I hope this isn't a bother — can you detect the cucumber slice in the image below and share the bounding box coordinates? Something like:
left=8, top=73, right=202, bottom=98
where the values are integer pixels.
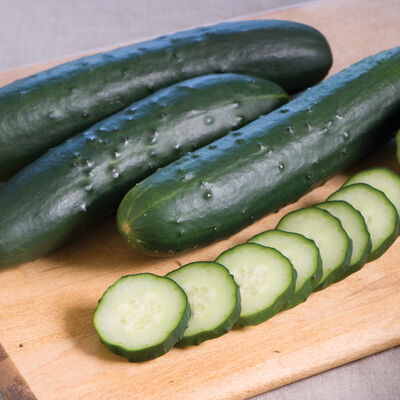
left=93, top=273, right=190, bottom=362
left=343, top=167, right=400, bottom=217
left=166, top=261, right=240, bottom=346
left=248, top=230, right=322, bottom=309
left=276, top=207, right=352, bottom=290
left=328, top=183, right=399, bottom=261
left=216, top=243, right=295, bottom=326
left=316, top=201, right=371, bottom=278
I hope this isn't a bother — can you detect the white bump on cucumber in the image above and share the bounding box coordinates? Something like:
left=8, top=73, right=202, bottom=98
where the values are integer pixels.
left=316, top=200, right=371, bottom=278
left=343, top=167, right=400, bottom=216
left=93, top=273, right=190, bottom=362
left=248, top=230, right=322, bottom=308
left=216, top=243, right=295, bottom=326
left=328, top=183, right=399, bottom=261
left=276, top=207, right=351, bottom=290
left=167, top=261, right=240, bottom=346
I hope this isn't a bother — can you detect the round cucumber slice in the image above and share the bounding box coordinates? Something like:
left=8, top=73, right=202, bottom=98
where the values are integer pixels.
left=216, top=243, right=295, bottom=326
left=343, top=167, right=400, bottom=217
left=328, top=183, right=399, bottom=261
left=316, top=200, right=371, bottom=278
left=93, top=273, right=190, bottom=362
left=276, top=207, right=352, bottom=290
left=167, top=261, right=240, bottom=346
left=248, top=230, right=322, bottom=309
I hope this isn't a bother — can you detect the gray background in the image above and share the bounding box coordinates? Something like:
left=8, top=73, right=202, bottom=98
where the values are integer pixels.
left=0, top=0, right=399, bottom=399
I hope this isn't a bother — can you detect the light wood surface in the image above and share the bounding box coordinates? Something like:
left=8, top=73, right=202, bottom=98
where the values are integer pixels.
left=1, top=0, right=400, bottom=399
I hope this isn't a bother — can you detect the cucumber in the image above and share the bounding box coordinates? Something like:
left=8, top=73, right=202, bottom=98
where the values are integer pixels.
left=328, top=183, right=399, bottom=261
left=166, top=261, right=240, bottom=346
left=215, top=243, right=295, bottom=326
left=316, top=200, right=371, bottom=277
left=93, top=273, right=190, bottom=362
left=276, top=207, right=352, bottom=290
left=396, top=130, right=400, bottom=166
left=117, top=46, right=400, bottom=256
left=248, top=230, right=322, bottom=308
left=0, top=20, right=332, bottom=179
left=343, top=167, right=400, bottom=216
left=0, top=73, right=287, bottom=267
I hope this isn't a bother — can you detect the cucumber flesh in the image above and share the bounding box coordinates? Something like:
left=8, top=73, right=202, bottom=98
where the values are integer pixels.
left=328, top=183, right=399, bottom=261
left=166, top=261, right=240, bottom=346
left=93, top=273, right=190, bottom=362
left=248, top=230, right=322, bottom=308
left=316, top=200, right=371, bottom=277
left=216, top=243, right=295, bottom=326
left=343, top=167, right=400, bottom=217
left=276, top=207, right=352, bottom=290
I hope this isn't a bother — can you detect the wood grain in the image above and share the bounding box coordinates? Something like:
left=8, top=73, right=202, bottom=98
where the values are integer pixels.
left=0, top=344, right=37, bottom=400
left=0, top=0, right=399, bottom=399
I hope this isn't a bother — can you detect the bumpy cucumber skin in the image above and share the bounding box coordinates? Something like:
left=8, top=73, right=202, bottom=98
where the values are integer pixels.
left=94, top=273, right=190, bottom=362
left=216, top=243, right=296, bottom=327
left=248, top=230, right=323, bottom=309
left=277, top=207, right=352, bottom=291
left=166, top=261, right=241, bottom=346
left=0, top=20, right=332, bottom=179
left=328, top=183, right=400, bottom=262
left=316, top=200, right=372, bottom=279
left=0, top=74, right=288, bottom=267
left=119, top=46, right=400, bottom=256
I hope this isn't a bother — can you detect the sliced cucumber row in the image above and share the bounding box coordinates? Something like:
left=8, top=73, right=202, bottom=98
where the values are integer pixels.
left=248, top=230, right=322, bottom=309
left=95, top=167, right=400, bottom=362
left=328, top=183, right=399, bottom=261
left=316, top=201, right=371, bottom=278
left=94, top=273, right=190, bottom=362
left=277, top=207, right=352, bottom=290
left=167, top=261, right=240, bottom=346
left=216, top=243, right=296, bottom=326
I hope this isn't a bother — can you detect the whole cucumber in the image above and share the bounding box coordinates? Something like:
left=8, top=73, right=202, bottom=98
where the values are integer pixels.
left=118, top=46, right=400, bottom=256
left=0, top=73, right=288, bottom=267
left=0, top=20, right=332, bottom=179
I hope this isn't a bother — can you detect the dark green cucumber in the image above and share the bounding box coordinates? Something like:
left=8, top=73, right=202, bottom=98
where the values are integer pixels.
left=118, top=46, right=400, bottom=256
left=166, top=261, right=240, bottom=346
left=94, top=273, right=190, bottom=362
left=248, top=230, right=322, bottom=308
left=0, top=20, right=332, bottom=179
left=0, top=73, right=288, bottom=267
left=216, top=243, right=295, bottom=326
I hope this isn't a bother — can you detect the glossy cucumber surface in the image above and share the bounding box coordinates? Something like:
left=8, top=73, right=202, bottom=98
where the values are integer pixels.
left=118, top=46, right=400, bottom=256
left=0, top=74, right=288, bottom=267
left=0, top=20, right=332, bottom=179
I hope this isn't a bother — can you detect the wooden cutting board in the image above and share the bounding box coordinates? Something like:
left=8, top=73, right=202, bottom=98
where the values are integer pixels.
left=1, top=0, right=399, bottom=399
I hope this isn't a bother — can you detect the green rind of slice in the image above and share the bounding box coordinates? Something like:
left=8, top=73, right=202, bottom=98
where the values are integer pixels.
left=166, top=261, right=240, bottom=346
left=316, top=200, right=372, bottom=279
left=93, top=273, right=190, bottom=362
left=216, top=243, right=295, bottom=326
left=328, top=183, right=399, bottom=261
left=276, top=207, right=352, bottom=291
left=343, top=167, right=400, bottom=217
left=249, top=230, right=322, bottom=309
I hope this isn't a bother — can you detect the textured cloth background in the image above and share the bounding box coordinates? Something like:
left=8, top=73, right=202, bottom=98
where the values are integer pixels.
left=0, top=1, right=399, bottom=399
